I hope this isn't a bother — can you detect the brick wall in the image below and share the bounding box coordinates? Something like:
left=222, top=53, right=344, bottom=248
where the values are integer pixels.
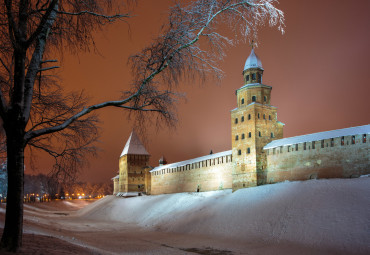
left=265, top=134, right=370, bottom=183
left=151, top=155, right=233, bottom=195
left=118, top=154, right=150, bottom=193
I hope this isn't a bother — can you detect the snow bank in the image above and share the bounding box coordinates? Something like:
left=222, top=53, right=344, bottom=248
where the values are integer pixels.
left=79, top=178, right=370, bottom=253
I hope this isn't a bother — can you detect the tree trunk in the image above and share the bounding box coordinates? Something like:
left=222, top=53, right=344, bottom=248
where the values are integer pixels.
left=0, top=127, right=25, bottom=252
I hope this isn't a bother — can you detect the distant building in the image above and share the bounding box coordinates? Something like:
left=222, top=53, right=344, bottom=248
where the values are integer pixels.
left=113, top=48, right=370, bottom=196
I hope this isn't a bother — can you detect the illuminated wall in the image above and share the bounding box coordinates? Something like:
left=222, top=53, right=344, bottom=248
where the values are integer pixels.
left=118, top=154, right=150, bottom=193
left=151, top=154, right=233, bottom=195
left=265, top=134, right=370, bottom=183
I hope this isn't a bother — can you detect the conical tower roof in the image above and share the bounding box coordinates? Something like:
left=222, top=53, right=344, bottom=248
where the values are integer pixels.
left=244, top=48, right=263, bottom=71
left=120, top=130, right=150, bottom=157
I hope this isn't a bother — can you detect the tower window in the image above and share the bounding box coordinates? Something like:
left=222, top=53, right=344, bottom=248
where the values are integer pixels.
left=242, top=133, right=245, bottom=139
left=248, top=132, right=252, bottom=138
left=264, top=96, right=267, bottom=102
left=235, top=118, right=238, bottom=124
left=269, top=115, right=271, bottom=120
left=235, top=135, right=239, bottom=141
left=241, top=98, right=244, bottom=104
left=241, top=116, right=244, bottom=122
left=351, top=136, right=355, bottom=144
left=363, top=134, right=367, bottom=143
left=258, top=113, right=260, bottom=119
left=248, top=114, right=251, bottom=120
left=246, top=75, right=249, bottom=82
left=238, top=149, right=241, bottom=155
left=341, top=136, right=344, bottom=146
left=259, top=131, right=261, bottom=137
left=252, top=73, right=256, bottom=80
left=247, top=148, right=251, bottom=154
left=252, top=96, right=256, bottom=102
left=263, top=114, right=266, bottom=120
left=271, top=132, right=274, bottom=138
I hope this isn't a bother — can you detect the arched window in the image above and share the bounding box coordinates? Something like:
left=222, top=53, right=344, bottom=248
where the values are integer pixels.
left=271, top=132, right=274, bottom=138
left=263, top=114, right=266, bottom=120
left=242, top=133, right=245, bottom=139
left=235, top=135, right=239, bottom=141
left=259, top=131, right=261, bottom=137
left=258, top=113, right=260, bottom=119
left=248, top=132, right=252, bottom=138
left=247, top=148, right=251, bottom=154
left=241, top=116, right=244, bottom=122
left=264, top=96, right=267, bottom=102
left=241, top=98, right=244, bottom=104
left=252, top=73, right=256, bottom=80
left=238, top=149, right=241, bottom=155
left=248, top=114, right=251, bottom=120
left=269, top=115, right=271, bottom=120
left=246, top=75, right=249, bottom=82
left=235, top=118, right=238, bottom=124
left=252, top=96, right=256, bottom=102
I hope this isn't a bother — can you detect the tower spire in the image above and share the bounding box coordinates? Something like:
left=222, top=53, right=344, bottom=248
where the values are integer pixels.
left=250, top=40, right=254, bottom=49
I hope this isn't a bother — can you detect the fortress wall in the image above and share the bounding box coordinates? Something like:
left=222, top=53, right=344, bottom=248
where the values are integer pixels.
left=264, top=134, right=370, bottom=184
left=151, top=155, right=233, bottom=195
left=113, top=178, right=119, bottom=195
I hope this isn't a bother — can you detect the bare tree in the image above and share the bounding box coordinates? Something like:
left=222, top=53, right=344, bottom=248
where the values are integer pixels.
left=0, top=0, right=284, bottom=252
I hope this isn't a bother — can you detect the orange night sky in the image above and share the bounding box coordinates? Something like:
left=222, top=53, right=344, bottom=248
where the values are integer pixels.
left=25, top=0, right=370, bottom=183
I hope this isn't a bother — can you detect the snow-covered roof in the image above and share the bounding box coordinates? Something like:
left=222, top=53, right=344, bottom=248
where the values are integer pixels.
left=111, top=175, right=119, bottom=180
left=120, top=130, right=150, bottom=157
left=264, top=124, right=370, bottom=149
left=244, top=49, right=263, bottom=70
left=150, top=150, right=232, bottom=172
left=238, top=83, right=271, bottom=90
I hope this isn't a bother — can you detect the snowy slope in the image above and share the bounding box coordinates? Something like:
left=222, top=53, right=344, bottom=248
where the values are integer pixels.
left=79, top=177, right=370, bottom=254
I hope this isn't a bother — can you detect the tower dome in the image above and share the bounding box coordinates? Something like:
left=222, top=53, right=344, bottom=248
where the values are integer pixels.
left=243, top=48, right=263, bottom=71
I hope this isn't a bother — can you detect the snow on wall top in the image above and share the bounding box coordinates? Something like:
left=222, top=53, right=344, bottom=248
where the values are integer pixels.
left=111, top=175, right=119, bottom=180
left=244, top=48, right=263, bottom=70
left=264, top=124, right=370, bottom=150
left=120, top=130, right=150, bottom=157
left=150, top=150, right=232, bottom=172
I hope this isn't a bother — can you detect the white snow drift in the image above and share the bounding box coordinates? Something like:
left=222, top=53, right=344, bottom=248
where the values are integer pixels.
left=79, top=177, right=370, bottom=254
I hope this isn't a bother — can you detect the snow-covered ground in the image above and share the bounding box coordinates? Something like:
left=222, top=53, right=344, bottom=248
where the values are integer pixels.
left=1, top=177, right=369, bottom=254
left=80, top=177, right=370, bottom=254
